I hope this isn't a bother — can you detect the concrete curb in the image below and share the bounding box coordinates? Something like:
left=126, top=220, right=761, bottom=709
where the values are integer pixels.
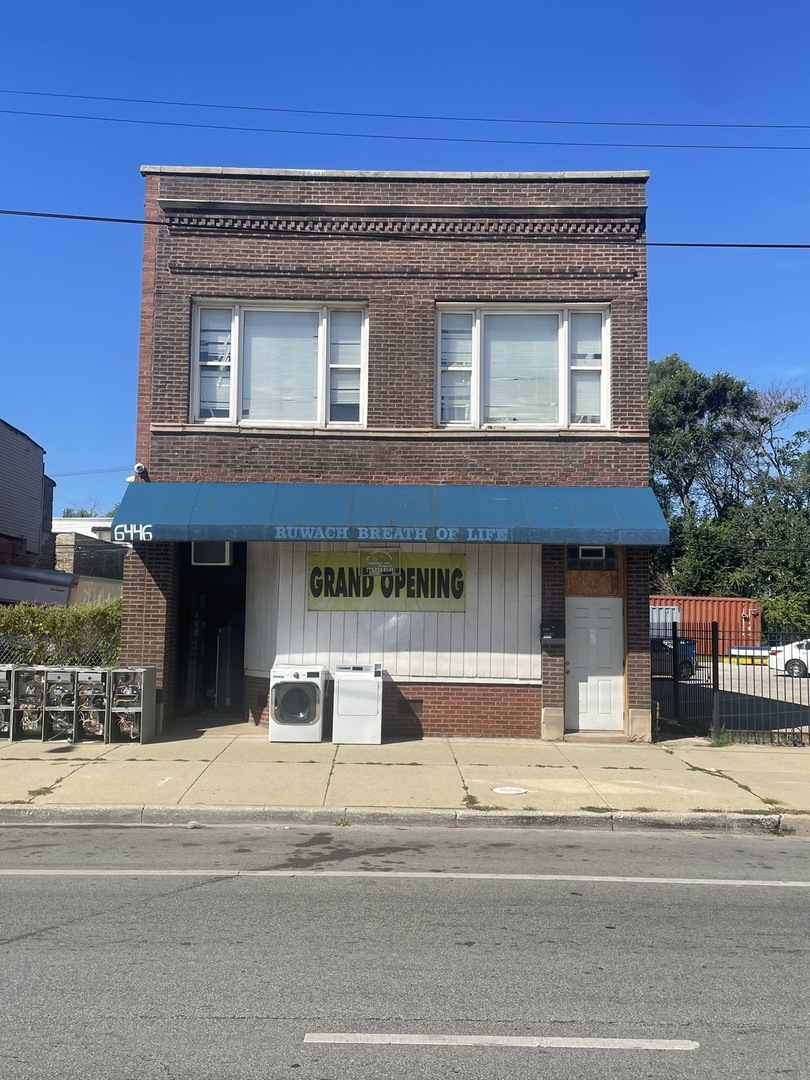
left=0, top=805, right=145, bottom=825
left=777, top=814, right=810, bottom=837
left=0, top=804, right=799, bottom=834
left=610, top=811, right=782, bottom=834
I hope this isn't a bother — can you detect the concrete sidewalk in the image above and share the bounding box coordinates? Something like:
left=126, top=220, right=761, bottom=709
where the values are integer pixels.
left=1, top=718, right=809, bottom=834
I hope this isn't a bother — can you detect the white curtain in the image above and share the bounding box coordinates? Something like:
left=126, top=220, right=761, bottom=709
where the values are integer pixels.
left=569, top=312, right=602, bottom=423
left=328, top=310, right=362, bottom=421
left=483, top=314, right=558, bottom=423
left=440, top=312, right=473, bottom=422
left=198, top=308, right=232, bottom=418
left=242, top=310, right=319, bottom=421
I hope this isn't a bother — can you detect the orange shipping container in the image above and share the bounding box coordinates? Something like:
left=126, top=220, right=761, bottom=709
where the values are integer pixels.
left=650, top=596, right=762, bottom=647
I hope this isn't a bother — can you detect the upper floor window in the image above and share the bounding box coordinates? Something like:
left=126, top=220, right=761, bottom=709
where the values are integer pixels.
left=437, top=306, right=608, bottom=428
left=193, top=303, right=367, bottom=426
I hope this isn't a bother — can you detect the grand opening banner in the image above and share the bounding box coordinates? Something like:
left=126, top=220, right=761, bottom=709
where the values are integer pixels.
left=307, top=552, right=466, bottom=612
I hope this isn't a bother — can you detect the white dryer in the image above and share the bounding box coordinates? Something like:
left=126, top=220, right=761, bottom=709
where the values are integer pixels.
left=332, top=664, right=383, bottom=744
left=269, top=664, right=329, bottom=743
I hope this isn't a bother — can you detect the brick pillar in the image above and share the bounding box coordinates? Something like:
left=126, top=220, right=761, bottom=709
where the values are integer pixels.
left=625, top=546, right=652, bottom=741
left=541, top=545, right=566, bottom=740
left=121, top=542, right=179, bottom=734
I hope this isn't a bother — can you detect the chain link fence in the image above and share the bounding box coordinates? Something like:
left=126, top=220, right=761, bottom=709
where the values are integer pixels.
left=0, top=600, right=121, bottom=668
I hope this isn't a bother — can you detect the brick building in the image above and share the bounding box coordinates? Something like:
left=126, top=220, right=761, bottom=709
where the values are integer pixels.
left=112, top=167, right=668, bottom=740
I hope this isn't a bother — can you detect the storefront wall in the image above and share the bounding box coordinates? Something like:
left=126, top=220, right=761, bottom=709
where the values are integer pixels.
left=245, top=541, right=543, bottom=682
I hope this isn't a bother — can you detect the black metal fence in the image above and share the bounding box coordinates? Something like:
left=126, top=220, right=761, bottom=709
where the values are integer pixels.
left=651, top=622, right=809, bottom=746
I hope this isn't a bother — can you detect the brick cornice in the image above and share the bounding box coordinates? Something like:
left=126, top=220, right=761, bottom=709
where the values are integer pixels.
left=157, top=200, right=645, bottom=241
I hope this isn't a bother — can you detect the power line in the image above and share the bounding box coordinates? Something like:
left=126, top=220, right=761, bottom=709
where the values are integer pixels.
left=2, top=106, right=810, bottom=153
left=50, top=467, right=130, bottom=477
left=2, top=87, right=809, bottom=133
left=2, top=206, right=810, bottom=249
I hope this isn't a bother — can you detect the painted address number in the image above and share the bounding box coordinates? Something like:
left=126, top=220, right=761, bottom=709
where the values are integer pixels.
left=113, top=524, right=153, bottom=541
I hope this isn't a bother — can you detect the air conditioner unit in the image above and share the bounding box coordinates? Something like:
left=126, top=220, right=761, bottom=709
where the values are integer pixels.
left=191, top=541, right=232, bottom=567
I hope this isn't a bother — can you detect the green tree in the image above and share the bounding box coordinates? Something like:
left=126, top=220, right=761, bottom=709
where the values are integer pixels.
left=649, top=354, right=810, bottom=603
left=649, top=354, right=759, bottom=522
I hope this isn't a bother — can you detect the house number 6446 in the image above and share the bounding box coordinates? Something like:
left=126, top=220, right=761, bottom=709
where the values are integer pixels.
left=113, top=524, right=154, bottom=542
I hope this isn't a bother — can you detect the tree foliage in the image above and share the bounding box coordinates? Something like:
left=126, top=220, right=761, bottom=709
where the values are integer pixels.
left=60, top=498, right=119, bottom=517
left=649, top=354, right=810, bottom=617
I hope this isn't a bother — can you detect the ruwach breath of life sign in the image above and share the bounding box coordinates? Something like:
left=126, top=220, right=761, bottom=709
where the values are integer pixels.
left=307, top=552, right=466, bottom=612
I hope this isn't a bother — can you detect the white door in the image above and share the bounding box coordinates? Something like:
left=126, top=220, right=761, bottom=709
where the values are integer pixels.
left=564, top=597, right=624, bottom=731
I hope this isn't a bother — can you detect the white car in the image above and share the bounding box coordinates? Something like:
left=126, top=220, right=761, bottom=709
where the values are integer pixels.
left=768, top=639, right=810, bottom=678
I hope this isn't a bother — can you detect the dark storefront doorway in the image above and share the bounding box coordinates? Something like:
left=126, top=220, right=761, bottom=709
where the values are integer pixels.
left=176, top=543, right=246, bottom=719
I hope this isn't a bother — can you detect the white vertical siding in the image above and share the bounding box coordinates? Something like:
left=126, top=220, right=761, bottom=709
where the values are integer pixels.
left=246, top=541, right=542, bottom=681
left=244, top=543, right=279, bottom=674
left=0, top=421, right=45, bottom=555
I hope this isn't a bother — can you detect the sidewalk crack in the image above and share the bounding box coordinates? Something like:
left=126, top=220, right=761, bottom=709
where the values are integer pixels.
left=447, top=739, right=470, bottom=806
left=175, top=736, right=238, bottom=804
left=674, top=755, right=779, bottom=808
left=322, top=744, right=339, bottom=808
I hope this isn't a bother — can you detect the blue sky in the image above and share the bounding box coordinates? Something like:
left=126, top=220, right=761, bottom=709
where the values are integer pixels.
left=2, top=0, right=809, bottom=514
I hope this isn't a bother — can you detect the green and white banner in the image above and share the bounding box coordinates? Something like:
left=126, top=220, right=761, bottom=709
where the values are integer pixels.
left=307, top=552, right=466, bottom=612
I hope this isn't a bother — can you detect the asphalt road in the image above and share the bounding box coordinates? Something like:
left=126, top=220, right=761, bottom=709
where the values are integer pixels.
left=1, top=825, right=808, bottom=1079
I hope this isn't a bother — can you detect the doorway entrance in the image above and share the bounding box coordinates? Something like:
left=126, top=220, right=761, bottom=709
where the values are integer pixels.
left=176, top=544, right=246, bottom=719
left=564, top=596, right=624, bottom=731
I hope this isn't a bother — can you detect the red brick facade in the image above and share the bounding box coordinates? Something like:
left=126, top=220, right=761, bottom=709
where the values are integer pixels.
left=245, top=674, right=542, bottom=739
left=123, top=167, right=655, bottom=739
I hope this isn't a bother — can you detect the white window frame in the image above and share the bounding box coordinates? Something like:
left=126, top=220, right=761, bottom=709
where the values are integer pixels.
left=191, top=301, right=369, bottom=427
left=435, top=305, right=610, bottom=429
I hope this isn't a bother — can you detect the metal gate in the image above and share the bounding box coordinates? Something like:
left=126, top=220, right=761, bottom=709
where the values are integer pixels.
left=651, top=622, right=809, bottom=745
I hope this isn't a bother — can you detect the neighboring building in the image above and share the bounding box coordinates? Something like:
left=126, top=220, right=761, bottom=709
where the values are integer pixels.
left=54, top=517, right=115, bottom=542
left=53, top=518, right=125, bottom=605
left=112, top=167, right=668, bottom=739
left=0, top=419, right=74, bottom=605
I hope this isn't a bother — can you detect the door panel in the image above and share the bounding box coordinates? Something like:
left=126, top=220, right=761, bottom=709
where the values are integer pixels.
left=565, top=597, right=624, bottom=731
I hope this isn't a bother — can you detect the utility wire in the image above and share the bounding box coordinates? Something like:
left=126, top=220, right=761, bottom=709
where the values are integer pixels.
left=2, top=87, right=809, bottom=132
left=50, top=467, right=130, bottom=477
left=2, top=207, right=809, bottom=249
left=2, top=106, right=810, bottom=152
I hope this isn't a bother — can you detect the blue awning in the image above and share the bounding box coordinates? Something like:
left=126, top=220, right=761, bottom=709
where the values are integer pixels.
left=111, top=482, right=669, bottom=546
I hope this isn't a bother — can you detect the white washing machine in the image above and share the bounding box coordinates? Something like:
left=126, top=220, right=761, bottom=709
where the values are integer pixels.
left=332, top=664, right=383, bottom=744
left=269, top=664, right=329, bottom=743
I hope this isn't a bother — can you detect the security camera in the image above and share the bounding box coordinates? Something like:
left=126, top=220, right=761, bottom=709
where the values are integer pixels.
left=134, top=463, right=146, bottom=474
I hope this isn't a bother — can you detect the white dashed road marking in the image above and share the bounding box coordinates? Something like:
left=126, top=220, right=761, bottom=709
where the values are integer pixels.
left=0, top=868, right=806, bottom=887
left=304, top=1032, right=700, bottom=1050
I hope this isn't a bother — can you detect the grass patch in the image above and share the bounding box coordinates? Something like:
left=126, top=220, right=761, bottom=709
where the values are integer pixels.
left=579, top=805, right=612, bottom=813
left=708, top=730, right=733, bottom=747
left=760, top=796, right=784, bottom=806
left=461, top=793, right=505, bottom=811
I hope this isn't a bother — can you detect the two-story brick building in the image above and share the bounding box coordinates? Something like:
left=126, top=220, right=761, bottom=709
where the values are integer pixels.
left=112, top=166, right=668, bottom=741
